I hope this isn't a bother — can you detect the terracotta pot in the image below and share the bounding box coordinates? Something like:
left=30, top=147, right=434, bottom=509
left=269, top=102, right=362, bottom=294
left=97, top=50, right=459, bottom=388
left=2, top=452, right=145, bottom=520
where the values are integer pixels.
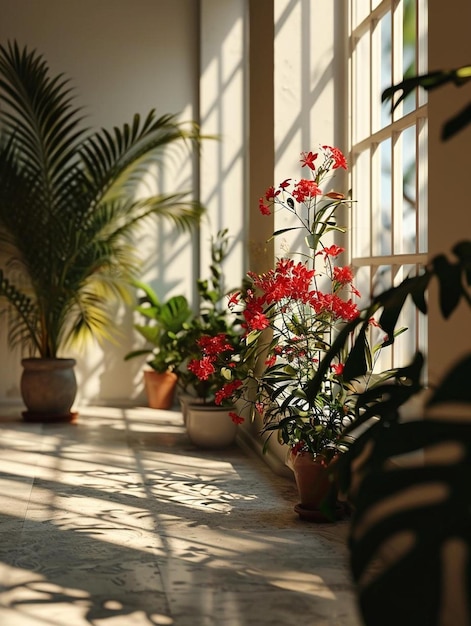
left=289, top=451, right=346, bottom=522
left=21, top=358, right=77, bottom=422
left=291, top=451, right=332, bottom=510
left=144, top=370, right=178, bottom=409
left=185, top=404, right=238, bottom=449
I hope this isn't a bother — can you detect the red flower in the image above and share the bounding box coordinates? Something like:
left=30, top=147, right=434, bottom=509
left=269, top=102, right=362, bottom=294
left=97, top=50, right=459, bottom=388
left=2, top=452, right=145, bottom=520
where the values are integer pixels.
left=215, top=379, right=243, bottom=405
left=332, top=362, right=344, bottom=376
left=265, top=186, right=280, bottom=201
left=321, top=245, right=344, bottom=258
left=292, top=178, right=322, bottom=203
left=188, top=356, right=216, bottom=381
left=255, top=402, right=265, bottom=415
left=198, top=333, right=233, bottom=355
left=300, top=151, right=318, bottom=170
left=279, top=178, right=291, bottom=189
left=227, top=291, right=240, bottom=308
left=322, top=145, right=347, bottom=170
left=265, top=354, right=277, bottom=367
left=243, top=302, right=270, bottom=331
left=229, top=412, right=244, bottom=424
left=333, top=265, right=354, bottom=285
left=259, top=197, right=271, bottom=215
left=351, top=285, right=361, bottom=298
left=333, top=297, right=359, bottom=321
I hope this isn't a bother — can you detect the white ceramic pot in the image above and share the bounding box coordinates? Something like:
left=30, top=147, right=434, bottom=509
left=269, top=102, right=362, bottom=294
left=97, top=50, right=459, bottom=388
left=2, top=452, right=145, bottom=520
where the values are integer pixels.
left=179, top=394, right=206, bottom=424
left=185, top=405, right=238, bottom=449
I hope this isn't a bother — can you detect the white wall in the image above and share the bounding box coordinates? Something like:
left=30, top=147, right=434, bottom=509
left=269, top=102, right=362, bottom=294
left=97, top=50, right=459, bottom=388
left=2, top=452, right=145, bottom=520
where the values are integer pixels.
left=239, top=0, right=349, bottom=473
left=0, top=0, right=200, bottom=407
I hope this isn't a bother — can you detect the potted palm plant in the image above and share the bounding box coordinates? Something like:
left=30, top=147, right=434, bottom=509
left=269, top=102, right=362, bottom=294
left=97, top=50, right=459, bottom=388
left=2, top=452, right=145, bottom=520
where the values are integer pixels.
left=125, top=281, right=195, bottom=409
left=0, top=41, right=203, bottom=421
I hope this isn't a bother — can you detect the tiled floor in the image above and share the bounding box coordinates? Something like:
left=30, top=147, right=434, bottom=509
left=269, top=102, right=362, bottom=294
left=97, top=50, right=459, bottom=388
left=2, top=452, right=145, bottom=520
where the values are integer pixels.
left=0, top=405, right=362, bottom=626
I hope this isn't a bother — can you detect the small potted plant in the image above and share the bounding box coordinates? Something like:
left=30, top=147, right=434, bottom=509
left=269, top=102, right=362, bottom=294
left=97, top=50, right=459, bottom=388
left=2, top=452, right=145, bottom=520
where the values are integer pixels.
left=177, top=229, right=246, bottom=447
left=125, top=281, right=195, bottom=409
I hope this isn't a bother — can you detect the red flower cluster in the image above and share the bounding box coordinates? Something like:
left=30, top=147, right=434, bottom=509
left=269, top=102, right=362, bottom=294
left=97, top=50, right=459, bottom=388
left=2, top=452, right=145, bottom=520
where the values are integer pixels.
left=333, top=265, right=354, bottom=285
left=322, top=145, right=348, bottom=170
left=237, top=257, right=360, bottom=335
left=187, top=333, right=245, bottom=424
left=215, top=379, right=243, bottom=405
left=187, top=333, right=234, bottom=381
left=292, top=179, right=322, bottom=203
left=259, top=144, right=348, bottom=217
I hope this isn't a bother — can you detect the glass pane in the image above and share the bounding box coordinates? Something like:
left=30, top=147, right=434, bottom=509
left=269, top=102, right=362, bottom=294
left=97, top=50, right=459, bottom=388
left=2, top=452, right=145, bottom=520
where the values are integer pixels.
left=372, top=139, right=391, bottom=256
left=354, top=265, right=371, bottom=310
left=372, top=12, right=392, bottom=132
left=397, top=125, right=417, bottom=254
left=352, top=150, right=371, bottom=258
left=352, top=33, right=371, bottom=143
left=372, top=264, right=391, bottom=296
left=402, top=0, right=417, bottom=115
left=417, top=118, right=428, bottom=254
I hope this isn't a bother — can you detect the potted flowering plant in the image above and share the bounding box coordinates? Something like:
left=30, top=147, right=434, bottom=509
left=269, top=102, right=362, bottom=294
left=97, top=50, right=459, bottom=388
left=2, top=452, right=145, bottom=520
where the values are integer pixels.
left=211, top=145, right=397, bottom=514
left=175, top=229, right=246, bottom=448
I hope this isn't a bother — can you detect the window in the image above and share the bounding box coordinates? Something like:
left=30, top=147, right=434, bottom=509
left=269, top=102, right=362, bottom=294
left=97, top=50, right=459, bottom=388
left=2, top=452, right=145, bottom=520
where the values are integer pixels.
left=348, top=0, right=428, bottom=371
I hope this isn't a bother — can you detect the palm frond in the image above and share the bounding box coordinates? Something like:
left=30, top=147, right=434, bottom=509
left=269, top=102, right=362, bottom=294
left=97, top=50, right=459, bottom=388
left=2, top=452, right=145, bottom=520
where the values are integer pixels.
left=0, top=41, right=204, bottom=357
left=0, top=269, right=41, bottom=353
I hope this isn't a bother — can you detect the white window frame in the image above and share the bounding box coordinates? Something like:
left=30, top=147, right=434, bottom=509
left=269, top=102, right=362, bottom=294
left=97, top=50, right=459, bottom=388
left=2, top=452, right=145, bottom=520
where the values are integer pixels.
left=348, top=0, right=428, bottom=371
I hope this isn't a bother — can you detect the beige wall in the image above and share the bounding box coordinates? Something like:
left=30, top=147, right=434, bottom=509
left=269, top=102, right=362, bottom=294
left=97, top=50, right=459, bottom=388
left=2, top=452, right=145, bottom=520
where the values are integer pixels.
left=427, top=1, right=471, bottom=389
left=239, top=0, right=349, bottom=472
left=0, top=0, right=200, bottom=406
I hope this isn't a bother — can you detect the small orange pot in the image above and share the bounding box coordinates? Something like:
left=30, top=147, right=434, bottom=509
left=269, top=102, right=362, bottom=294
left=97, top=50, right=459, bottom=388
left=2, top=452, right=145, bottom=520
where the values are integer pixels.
left=143, top=370, right=178, bottom=409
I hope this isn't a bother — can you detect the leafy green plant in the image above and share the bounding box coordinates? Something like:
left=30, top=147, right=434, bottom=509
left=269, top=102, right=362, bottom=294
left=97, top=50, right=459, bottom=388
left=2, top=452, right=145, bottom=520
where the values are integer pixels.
left=124, top=281, right=195, bottom=374
left=0, top=41, right=203, bottom=359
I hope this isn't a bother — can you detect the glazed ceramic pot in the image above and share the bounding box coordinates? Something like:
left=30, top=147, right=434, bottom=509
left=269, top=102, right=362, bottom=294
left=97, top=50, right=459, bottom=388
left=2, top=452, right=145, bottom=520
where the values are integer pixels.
left=21, top=357, right=77, bottom=421
left=185, top=404, right=238, bottom=449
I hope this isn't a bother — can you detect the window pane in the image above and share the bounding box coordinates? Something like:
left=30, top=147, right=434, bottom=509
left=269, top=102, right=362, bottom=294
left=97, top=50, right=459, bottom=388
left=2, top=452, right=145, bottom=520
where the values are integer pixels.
left=373, top=12, right=392, bottom=133
left=402, top=0, right=417, bottom=115
left=352, top=33, right=371, bottom=143
left=397, top=125, right=417, bottom=254
left=352, top=149, right=371, bottom=258
left=373, top=139, right=391, bottom=256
